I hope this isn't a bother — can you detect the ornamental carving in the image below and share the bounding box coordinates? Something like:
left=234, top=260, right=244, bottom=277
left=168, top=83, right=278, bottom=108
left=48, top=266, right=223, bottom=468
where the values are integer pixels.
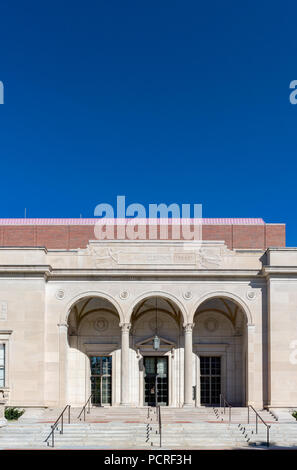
left=183, top=291, right=192, bottom=300
left=183, top=323, right=195, bottom=332
left=204, top=317, right=218, bottom=332
left=120, top=290, right=129, bottom=300
left=92, top=318, right=108, bottom=332
left=56, top=289, right=65, bottom=300
left=246, top=290, right=257, bottom=301
left=85, top=241, right=231, bottom=269
left=120, top=323, right=131, bottom=333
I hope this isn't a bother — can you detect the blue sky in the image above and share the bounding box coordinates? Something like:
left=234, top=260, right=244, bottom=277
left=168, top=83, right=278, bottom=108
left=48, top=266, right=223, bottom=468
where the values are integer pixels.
left=0, top=1, right=297, bottom=244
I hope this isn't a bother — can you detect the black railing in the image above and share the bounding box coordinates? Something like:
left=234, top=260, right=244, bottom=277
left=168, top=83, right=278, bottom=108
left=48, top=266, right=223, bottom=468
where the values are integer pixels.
left=220, top=393, right=232, bottom=424
left=248, top=405, right=270, bottom=447
left=44, top=404, right=71, bottom=448
left=77, top=393, right=93, bottom=421
left=157, top=405, right=162, bottom=447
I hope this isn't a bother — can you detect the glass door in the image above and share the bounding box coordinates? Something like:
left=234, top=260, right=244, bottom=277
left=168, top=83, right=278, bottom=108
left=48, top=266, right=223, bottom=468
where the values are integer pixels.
left=90, top=356, right=112, bottom=405
left=200, top=356, right=221, bottom=405
left=144, top=356, right=168, bottom=406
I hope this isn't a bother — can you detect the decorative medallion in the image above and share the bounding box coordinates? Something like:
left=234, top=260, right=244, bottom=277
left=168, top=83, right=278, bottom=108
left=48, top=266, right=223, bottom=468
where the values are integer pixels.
left=183, top=291, right=192, bottom=300
left=204, top=317, right=218, bottom=332
left=120, top=290, right=129, bottom=300
left=93, top=317, right=108, bottom=332
left=246, top=290, right=256, bottom=301
left=56, top=289, right=65, bottom=300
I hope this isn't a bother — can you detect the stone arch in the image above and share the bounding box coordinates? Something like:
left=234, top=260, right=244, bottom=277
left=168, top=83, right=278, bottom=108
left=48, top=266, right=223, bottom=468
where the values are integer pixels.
left=65, top=292, right=123, bottom=407
left=192, top=292, right=249, bottom=407
left=61, top=290, right=125, bottom=325
left=129, top=291, right=185, bottom=407
left=190, top=290, right=253, bottom=325
left=128, top=290, right=188, bottom=325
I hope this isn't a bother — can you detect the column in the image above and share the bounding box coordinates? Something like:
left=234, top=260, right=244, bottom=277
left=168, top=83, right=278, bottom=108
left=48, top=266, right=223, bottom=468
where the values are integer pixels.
left=58, top=323, right=68, bottom=407
left=195, top=354, right=201, bottom=407
left=120, top=323, right=131, bottom=406
left=183, top=323, right=194, bottom=407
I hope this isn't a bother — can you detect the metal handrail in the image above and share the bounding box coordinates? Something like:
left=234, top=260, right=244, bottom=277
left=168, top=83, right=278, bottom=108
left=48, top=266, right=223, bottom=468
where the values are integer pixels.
left=220, top=393, right=232, bottom=424
left=77, top=393, right=93, bottom=421
left=248, top=405, right=270, bottom=447
left=44, top=404, right=71, bottom=447
left=157, top=405, right=162, bottom=447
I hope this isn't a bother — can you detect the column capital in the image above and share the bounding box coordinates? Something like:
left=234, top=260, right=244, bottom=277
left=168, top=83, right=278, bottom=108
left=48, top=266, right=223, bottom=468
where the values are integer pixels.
left=183, top=322, right=195, bottom=332
left=120, top=322, right=131, bottom=333
left=57, top=323, right=68, bottom=331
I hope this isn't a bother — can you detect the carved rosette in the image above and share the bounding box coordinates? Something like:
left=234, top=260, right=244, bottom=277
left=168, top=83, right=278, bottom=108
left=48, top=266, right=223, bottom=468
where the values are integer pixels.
left=120, top=291, right=129, bottom=300
left=183, top=291, right=192, bottom=300
left=246, top=290, right=257, bottom=301
left=56, top=289, right=65, bottom=300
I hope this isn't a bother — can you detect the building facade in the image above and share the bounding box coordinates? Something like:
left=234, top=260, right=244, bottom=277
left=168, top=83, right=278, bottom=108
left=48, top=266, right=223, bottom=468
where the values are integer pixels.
left=0, top=218, right=296, bottom=410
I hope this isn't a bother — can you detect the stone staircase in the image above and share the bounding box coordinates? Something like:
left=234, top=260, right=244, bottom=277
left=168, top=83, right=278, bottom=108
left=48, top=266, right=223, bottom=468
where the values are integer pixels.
left=0, top=406, right=296, bottom=449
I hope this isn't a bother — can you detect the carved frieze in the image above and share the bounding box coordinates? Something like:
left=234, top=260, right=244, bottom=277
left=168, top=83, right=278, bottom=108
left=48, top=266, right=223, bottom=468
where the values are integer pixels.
left=84, top=241, right=233, bottom=269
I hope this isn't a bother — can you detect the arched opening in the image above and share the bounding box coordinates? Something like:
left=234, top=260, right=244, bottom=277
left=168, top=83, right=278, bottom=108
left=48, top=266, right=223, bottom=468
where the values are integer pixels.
left=130, top=296, right=183, bottom=407
left=67, top=296, right=121, bottom=407
left=193, top=297, right=248, bottom=407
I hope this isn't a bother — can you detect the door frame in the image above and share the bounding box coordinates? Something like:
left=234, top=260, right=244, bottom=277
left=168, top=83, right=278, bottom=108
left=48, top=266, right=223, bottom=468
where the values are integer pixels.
left=194, top=344, right=229, bottom=407
left=89, top=355, right=112, bottom=406
left=83, top=342, right=119, bottom=406
left=143, top=356, right=169, bottom=406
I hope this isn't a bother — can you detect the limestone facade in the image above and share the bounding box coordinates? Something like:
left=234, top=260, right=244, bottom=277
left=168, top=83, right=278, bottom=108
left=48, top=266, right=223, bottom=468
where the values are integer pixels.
left=0, top=237, right=296, bottom=409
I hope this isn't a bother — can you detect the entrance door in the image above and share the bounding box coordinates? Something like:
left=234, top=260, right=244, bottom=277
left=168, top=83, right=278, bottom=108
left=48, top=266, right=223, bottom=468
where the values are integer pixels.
left=200, top=356, right=221, bottom=405
left=90, top=356, right=112, bottom=405
left=144, top=356, right=168, bottom=406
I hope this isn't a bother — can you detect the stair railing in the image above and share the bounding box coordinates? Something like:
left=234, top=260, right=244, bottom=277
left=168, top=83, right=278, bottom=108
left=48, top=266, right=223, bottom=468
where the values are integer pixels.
left=44, top=404, right=71, bottom=448
left=247, top=405, right=270, bottom=447
left=219, top=393, right=232, bottom=424
left=157, top=405, right=162, bottom=447
left=77, top=393, right=93, bottom=421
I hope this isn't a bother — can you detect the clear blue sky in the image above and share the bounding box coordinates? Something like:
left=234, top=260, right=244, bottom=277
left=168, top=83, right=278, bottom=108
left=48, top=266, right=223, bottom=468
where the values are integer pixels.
left=0, top=1, right=297, bottom=244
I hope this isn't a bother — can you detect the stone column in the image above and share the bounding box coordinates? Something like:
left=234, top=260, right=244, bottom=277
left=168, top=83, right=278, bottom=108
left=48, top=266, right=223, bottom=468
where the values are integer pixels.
left=58, top=323, right=68, bottom=407
left=195, top=354, right=201, bottom=407
left=120, top=323, right=131, bottom=406
left=183, top=323, right=194, bottom=407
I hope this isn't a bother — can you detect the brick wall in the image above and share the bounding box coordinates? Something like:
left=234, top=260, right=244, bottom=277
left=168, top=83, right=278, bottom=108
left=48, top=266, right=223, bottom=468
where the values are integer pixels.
left=0, top=222, right=286, bottom=249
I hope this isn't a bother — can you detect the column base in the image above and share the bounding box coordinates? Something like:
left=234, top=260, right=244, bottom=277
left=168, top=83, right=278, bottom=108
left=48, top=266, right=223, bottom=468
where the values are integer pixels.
left=183, top=403, right=194, bottom=408
left=0, top=418, right=7, bottom=427
left=120, top=403, right=130, bottom=407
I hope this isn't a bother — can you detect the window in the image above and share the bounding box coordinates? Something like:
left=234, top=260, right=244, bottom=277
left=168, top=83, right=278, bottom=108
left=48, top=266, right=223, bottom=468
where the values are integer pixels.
left=0, top=344, right=5, bottom=387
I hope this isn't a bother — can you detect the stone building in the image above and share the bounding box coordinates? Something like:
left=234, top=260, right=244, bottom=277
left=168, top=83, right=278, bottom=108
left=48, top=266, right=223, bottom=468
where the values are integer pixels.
left=0, top=217, right=295, bottom=410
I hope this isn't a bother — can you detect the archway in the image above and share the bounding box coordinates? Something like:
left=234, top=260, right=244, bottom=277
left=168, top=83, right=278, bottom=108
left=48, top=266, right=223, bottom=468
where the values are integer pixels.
left=193, top=297, right=248, bottom=406
left=67, top=296, right=122, bottom=407
left=130, top=296, right=183, bottom=407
